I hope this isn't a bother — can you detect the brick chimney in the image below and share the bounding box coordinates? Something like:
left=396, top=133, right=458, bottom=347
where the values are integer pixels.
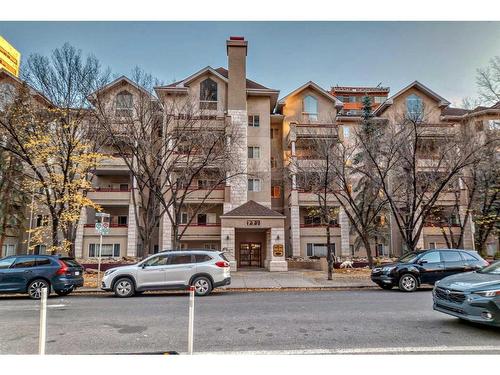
left=226, top=36, right=247, bottom=111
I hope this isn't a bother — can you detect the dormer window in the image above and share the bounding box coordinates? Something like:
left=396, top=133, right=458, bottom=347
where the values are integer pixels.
left=406, top=94, right=423, bottom=120
left=115, top=90, right=133, bottom=117
left=303, top=95, right=318, bottom=121
left=200, top=78, right=218, bottom=110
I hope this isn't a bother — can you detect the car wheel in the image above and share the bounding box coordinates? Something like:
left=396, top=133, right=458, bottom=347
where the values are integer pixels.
left=113, top=278, right=135, bottom=298
left=192, top=276, right=212, bottom=296
left=55, top=286, right=74, bottom=296
left=399, top=274, right=418, bottom=292
left=379, top=284, right=393, bottom=290
left=28, top=279, right=50, bottom=300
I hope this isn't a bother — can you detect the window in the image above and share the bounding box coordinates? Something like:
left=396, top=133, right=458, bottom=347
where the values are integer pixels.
left=441, top=251, right=462, bottom=262
left=143, top=254, right=169, bottom=267
left=0, top=83, right=15, bottom=110
left=374, top=96, right=386, bottom=104
left=419, top=251, right=441, bottom=263
left=271, top=186, right=281, bottom=199
left=429, top=242, right=436, bottom=250
left=0, top=257, right=15, bottom=269
left=203, top=243, right=218, bottom=250
left=248, top=115, right=260, bottom=127
left=169, top=254, right=194, bottom=265
left=117, top=216, right=128, bottom=225
left=36, top=215, right=48, bottom=227
left=36, top=257, right=52, bottom=266
left=248, top=178, right=261, bottom=192
left=115, top=91, right=133, bottom=117
left=119, top=184, right=129, bottom=191
left=89, top=244, right=120, bottom=257
left=270, top=157, right=277, bottom=169
left=197, top=213, right=207, bottom=225
left=406, top=94, right=423, bottom=119
left=460, top=252, right=478, bottom=262
left=270, top=128, right=279, bottom=139
left=304, top=216, right=321, bottom=225
left=343, top=126, right=350, bottom=139
left=180, top=212, right=188, bottom=224
left=248, top=146, right=260, bottom=159
left=198, top=179, right=215, bottom=189
left=200, top=78, right=218, bottom=110
left=306, top=243, right=334, bottom=257
left=153, top=245, right=159, bottom=254
left=2, top=244, right=16, bottom=257
left=303, top=95, right=318, bottom=120
left=34, top=245, right=47, bottom=255
left=13, top=257, right=37, bottom=268
left=195, top=254, right=213, bottom=263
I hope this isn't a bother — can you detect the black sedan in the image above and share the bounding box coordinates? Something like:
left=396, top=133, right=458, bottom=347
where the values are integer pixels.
left=371, top=249, right=488, bottom=292
left=433, top=261, right=500, bottom=327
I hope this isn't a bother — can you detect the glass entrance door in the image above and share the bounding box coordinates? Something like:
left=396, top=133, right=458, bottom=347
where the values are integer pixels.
left=239, top=243, right=262, bottom=267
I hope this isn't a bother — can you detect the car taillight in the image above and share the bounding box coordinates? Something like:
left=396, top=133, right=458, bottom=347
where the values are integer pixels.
left=55, top=259, right=69, bottom=275
left=215, top=261, right=230, bottom=268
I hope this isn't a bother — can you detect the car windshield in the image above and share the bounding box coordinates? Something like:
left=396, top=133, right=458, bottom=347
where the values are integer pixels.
left=398, top=252, right=420, bottom=263
left=477, top=261, right=500, bottom=275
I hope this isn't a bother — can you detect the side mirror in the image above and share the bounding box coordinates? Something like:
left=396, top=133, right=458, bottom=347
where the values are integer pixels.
left=419, top=260, right=428, bottom=265
left=141, top=263, right=147, bottom=269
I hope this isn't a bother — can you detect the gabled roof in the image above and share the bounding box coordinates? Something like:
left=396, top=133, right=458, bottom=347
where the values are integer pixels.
left=278, top=81, right=343, bottom=108
left=221, top=200, right=285, bottom=218
left=0, top=68, right=53, bottom=107
left=89, top=75, right=156, bottom=101
left=373, top=80, right=450, bottom=116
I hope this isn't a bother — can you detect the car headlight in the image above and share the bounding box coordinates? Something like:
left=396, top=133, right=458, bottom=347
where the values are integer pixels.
left=104, top=269, right=117, bottom=277
left=473, top=289, right=500, bottom=297
left=382, top=266, right=396, bottom=273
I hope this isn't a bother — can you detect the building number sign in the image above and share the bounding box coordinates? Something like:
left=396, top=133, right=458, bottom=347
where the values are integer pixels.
left=246, top=220, right=261, bottom=226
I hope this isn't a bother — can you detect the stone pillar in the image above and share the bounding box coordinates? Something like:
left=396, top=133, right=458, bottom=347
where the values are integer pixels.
left=161, top=209, right=173, bottom=250
left=290, top=195, right=301, bottom=257
left=221, top=226, right=236, bottom=271
left=227, top=109, right=248, bottom=209
left=339, top=207, right=351, bottom=258
left=265, top=227, right=288, bottom=271
left=74, top=207, right=86, bottom=258
left=126, top=179, right=138, bottom=257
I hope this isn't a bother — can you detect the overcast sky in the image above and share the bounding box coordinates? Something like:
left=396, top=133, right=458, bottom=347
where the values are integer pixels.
left=1, top=21, right=499, bottom=106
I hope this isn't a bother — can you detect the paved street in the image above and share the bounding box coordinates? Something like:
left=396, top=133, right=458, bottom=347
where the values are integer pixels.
left=0, top=289, right=499, bottom=354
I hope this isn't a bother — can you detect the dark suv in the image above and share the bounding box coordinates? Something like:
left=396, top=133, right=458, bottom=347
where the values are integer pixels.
left=371, top=249, right=488, bottom=292
left=0, top=255, right=84, bottom=299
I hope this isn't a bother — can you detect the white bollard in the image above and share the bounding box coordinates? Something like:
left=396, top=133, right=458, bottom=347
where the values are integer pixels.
left=188, top=286, right=195, bottom=355
left=39, top=287, right=48, bottom=355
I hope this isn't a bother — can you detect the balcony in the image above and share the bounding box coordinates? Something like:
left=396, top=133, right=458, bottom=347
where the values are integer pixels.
left=300, top=224, right=341, bottom=237
left=287, top=123, right=338, bottom=145
left=419, top=123, right=457, bottom=138
left=297, top=190, right=338, bottom=206
left=168, top=115, right=229, bottom=131
left=87, top=188, right=131, bottom=205
left=83, top=224, right=128, bottom=237
left=180, top=186, right=226, bottom=203
left=177, top=223, right=221, bottom=240
left=94, top=153, right=131, bottom=174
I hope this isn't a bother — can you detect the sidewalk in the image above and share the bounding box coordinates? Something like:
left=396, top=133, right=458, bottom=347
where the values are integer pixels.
left=78, top=269, right=374, bottom=293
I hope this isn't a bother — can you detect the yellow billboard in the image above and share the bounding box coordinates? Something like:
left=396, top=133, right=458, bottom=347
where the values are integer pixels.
left=0, top=36, right=21, bottom=77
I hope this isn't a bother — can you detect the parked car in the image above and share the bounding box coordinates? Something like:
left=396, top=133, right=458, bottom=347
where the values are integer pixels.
left=0, top=255, right=84, bottom=299
left=101, top=250, right=231, bottom=297
left=433, top=261, right=500, bottom=327
left=371, top=249, right=488, bottom=292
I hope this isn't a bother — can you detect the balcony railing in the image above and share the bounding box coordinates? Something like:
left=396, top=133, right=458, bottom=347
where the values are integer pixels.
left=287, top=123, right=339, bottom=145
left=84, top=223, right=128, bottom=228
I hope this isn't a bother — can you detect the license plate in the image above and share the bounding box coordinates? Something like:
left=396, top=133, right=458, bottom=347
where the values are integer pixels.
left=75, top=271, right=80, bottom=276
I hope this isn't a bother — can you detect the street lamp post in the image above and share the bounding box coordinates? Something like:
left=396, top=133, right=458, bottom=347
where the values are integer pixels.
left=95, top=212, right=110, bottom=290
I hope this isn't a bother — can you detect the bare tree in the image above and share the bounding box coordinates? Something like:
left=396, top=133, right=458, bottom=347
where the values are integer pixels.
left=477, top=56, right=500, bottom=105
left=93, top=74, right=244, bottom=255
left=361, top=105, right=485, bottom=253
left=329, top=96, right=389, bottom=267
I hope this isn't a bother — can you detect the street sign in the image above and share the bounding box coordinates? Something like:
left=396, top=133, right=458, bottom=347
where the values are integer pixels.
left=95, top=221, right=110, bottom=235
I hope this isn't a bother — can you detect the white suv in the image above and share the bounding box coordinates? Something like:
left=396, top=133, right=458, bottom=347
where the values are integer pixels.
left=101, top=250, right=231, bottom=297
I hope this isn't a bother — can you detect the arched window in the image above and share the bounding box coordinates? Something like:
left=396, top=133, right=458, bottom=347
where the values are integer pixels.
left=406, top=94, right=423, bottom=120
left=115, top=90, right=133, bottom=116
left=303, top=95, right=318, bottom=121
left=200, top=78, right=218, bottom=110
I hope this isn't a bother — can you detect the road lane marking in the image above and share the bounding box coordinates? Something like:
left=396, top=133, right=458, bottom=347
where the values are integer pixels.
left=192, top=345, right=500, bottom=355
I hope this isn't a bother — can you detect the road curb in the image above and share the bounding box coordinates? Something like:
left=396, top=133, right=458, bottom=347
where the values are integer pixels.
left=71, top=285, right=377, bottom=295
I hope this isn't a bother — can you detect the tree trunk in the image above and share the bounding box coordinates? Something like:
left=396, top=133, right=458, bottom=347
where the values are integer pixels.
left=362, top=235, right=374, bottom=268
left=51, top=217, right=60, bottom=252
left=326, top=224, right=333, bottom=280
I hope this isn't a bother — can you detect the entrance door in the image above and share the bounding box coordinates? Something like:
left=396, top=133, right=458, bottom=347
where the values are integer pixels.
left=239, top=243, right=262, bottom=267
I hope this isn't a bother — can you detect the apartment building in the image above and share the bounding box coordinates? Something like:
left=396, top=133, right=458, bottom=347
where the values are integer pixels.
left=1, top=37, right=499, bottom=266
